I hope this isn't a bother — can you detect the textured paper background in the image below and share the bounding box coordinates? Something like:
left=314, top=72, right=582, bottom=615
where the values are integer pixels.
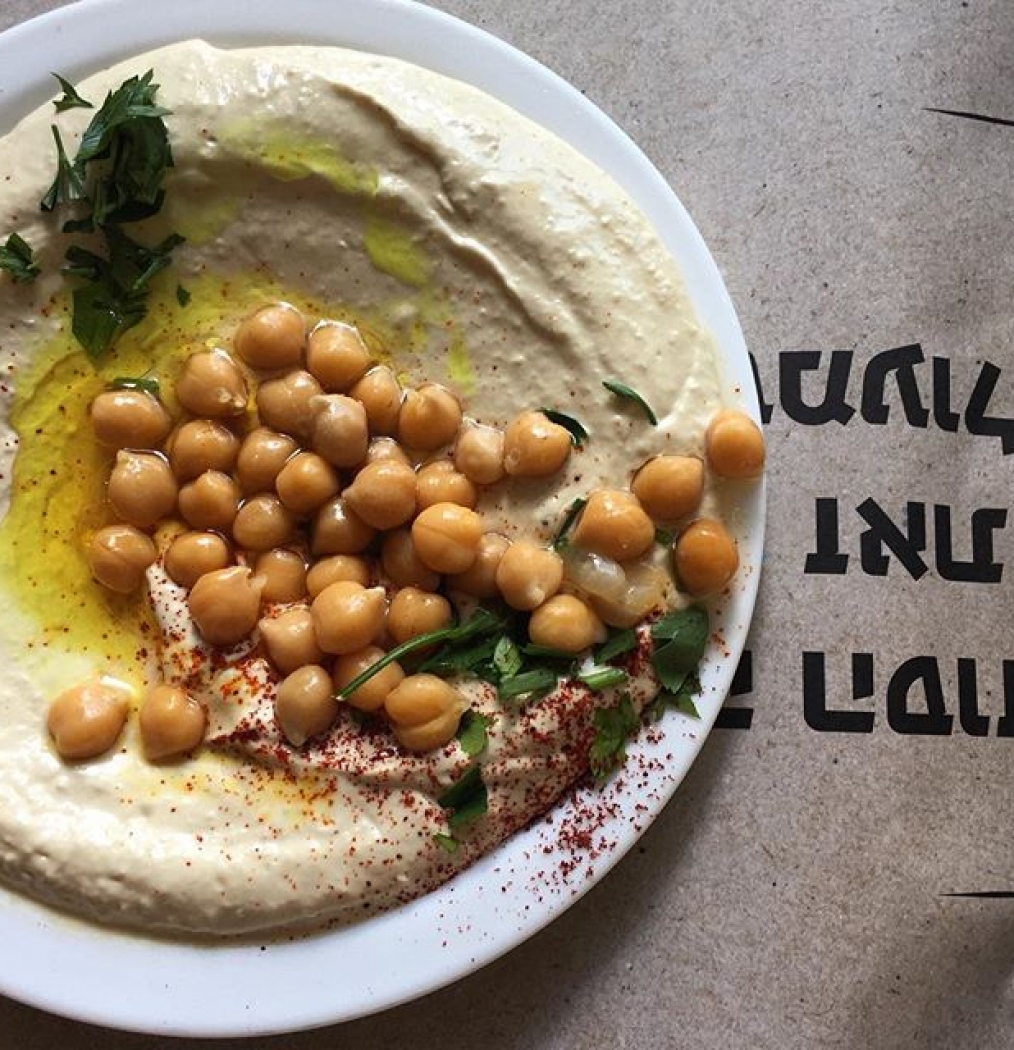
left=1, top=0, right=1013, bottom=1046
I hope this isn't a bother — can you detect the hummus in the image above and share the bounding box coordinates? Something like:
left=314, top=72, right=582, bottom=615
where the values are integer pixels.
left=0, top=41, right=732, bottom=935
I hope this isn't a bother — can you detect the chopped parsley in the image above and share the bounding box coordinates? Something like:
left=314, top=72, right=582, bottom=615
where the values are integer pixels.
left=540, top=407, right=588, bottom=447
left=594, top=627, right=638, bottom=664
left=108, top=373, right=160, bottom=397
left=650, top=606, right=709, bottom=694
left=552, top=496, right=586, bottom=550
left=437, top=764, right=488, bottom=829
left=0, top=233, right=41, bottom=283
left=589, top=693, right=640, bottom=782
left=576, top=664, right=629, bottom=691
left=602, top=379, right=658, bottom=425
left=433, top=832, right=460, bottom=854
left=456, top=709, right=491, bottom=757
left=51, top=74, right=93, bottom=113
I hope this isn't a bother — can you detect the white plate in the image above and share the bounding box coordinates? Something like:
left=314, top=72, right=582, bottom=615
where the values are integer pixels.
left=0, top=0, right=765, bottom=1036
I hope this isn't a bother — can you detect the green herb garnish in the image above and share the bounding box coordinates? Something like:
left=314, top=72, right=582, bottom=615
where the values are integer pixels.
left=522, top=643, right=575, bottom=661
left=497, top=666, right=559, bottom=701
left=576, top=665, right=629, bottom=691
left=108, top=374, right=160, bottom=397
left=456, top=710, right=491, bottom=757
left=589, top=693, right=640, bottom=781
left=602, top=379, right=658, bottom=425
left=655, top=527, right=674, bottom=547
left=0, top=233, right=41, bottom=283
left=433, top=832, right=459, bottom=853
left=176, top=284, right=191, bottom=307
left=437, top=764, right=488, bottom=829
left=492, top=635, right=523, bottom=679
left=595, top=628, right=638, bottom=664
left=650, top=606, right=709, bottom=694
left=552, top=496, right=586, bottom=550
left=540, top=407, right=588, bottom=447
left=51, top=73, right=93, bottom=113
left=647, top=674, right=702, bottom=722
left=40, top=126, right=86, bottom=213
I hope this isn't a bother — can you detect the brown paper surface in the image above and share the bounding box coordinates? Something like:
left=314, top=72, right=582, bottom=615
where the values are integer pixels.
left=0, top=0, right=1012, bottom=1046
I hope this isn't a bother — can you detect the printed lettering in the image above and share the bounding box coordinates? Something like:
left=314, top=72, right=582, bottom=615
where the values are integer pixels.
left=934, top=505, right=1006, bottom=583
left=779, top=350, right=856, bottom=426
left=860, top=344, right=930, bottom=428
left=931, top=357, right=961, bottom=432
left=997, top=661, right=1014, bottom=737
left=886, top=656, right=953, bottom=735
left=802, top=651, right=875, bottom=733
left=965, top=361, right=1014, bottom=455
left=717, top=650, right=753, bottom=729
left=957, top=657, right=989, bottom=737
left=749, top=353, right=773, bottom=425
left=858, top=499, right=929, bottom=579
left=804, top=497, right=849, bottom=574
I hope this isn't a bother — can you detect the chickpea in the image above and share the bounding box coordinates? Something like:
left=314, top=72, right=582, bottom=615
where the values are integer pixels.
left=139, top=684, right=206, bottom=760
left=309, top=394, right=369, bottom=468
left=235, top=427, right=299, bottom=494
left=528, top=594, right=606, bottom=653
left=305, top=321, right=371, bottom=392
left=311, top=496, right=376, bottom=556
left=234, top=302, right=305, bottom=370
left=503, top=410, right=572, bottom=477
left=454, top=423, right=505, bottom=485
left=175, top=349, right=248, bottom=418
left=344, top=460, right=417, bottom=530
left=398, top=383, right=462, bottom=451
left=164, top=531, right=232, bottom=589
left=447, top=532, right=510, bottom=598
left=387, top=587, right=453, bottom=645
left=495, top=540, right=563, bottom=610
left=90, top=389, right=171, bottom=450
left=311, top=580, right=387, bottom=655
left=333, top=645, right=405, bottom=712
left=674, top=518, right=740, bottom=596
left=108, top=450, right=178, bottom=529
left=47, top=678, right=131, bottom=760
left=232, top=494, right=297, bottom=551
left=571, top=489, right=655, bottom=562
left=87, top=524, right=156, bottom=593
left=259, top=606, right=324, bottom=675
left=415, top=459, right=478, bottom=510
left=631, top=455, right=704, bottom=523
left=256, top=369, right=323, bottom=440
left=706, top=409, right=766, bottom=480
left=362, top=436, right=411, bottom=468
left=254, top=548, right=307, bottom=604
left=380, top=529, right=440, bottom=591
left=178, top=470, right=240, bottom=532
left=411, top=502, right=484, bottom=574
left=166, top=419, right=240, bottom=482
left=384, top=674, right=464, bottom=752
left=349, top=365, right=402, bottom=435
left=188, top=566, right=264, bottom=646
left=275, top=665, right=340, bottom=747
left=275, top=451, right=340, bottom=516
left=306, top=554, right=371, bottom=597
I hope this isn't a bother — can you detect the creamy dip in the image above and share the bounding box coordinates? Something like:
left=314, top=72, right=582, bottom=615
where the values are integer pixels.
left=0, top=41, right=724, bottom=934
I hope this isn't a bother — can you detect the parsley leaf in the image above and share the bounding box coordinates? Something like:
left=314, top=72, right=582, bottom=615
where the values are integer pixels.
left=51, top=73, right=93, bottom=113
left=595, top=627, right=638, bottom=664
left=0, top=233, right=41, bottom=283
left=540, top=407, right=588, bottom=447
left=655, top=527, right=674, bottom=547
left=498, top=666, right=559, bottom=701
left=650, top=606, right=709, bottom=693
left=576, top=664, right=629, bottom=691
left=109, top=374, right=160, bottom=397
left=647, top=674, right=702, bottom=722
left=552, top=496, right=586, bottom=550
left=433, top=832, right=459, bottom=853
left=456, top=710, right=491, bottom=757
left=437, top=764, right=488, bottom=829
left=602, top=379, right=658, bottom=425
left=589, top=693, right=640, bottom=781
left=40, top=125, right=87, bottom=213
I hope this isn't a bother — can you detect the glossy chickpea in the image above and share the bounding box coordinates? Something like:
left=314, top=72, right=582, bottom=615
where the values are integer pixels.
left=232, top=494, right=297, bottom=551
left=254, top=548, right=307, bottom=603
left=87, top=524, right=156, bottom=593
left=503, top=410, right=572, bottom=477
left=259, top=606, right=324, bottom=675
left=178, top=470, right=240, bottom=532
left=333, top=645, right=405, bottom=712
left=47, top=678, right=131, bottom=760
left=411, top=502, right=484, bottom=574
left=398, top=383, right=462, bottom=451
left=380, top=529, right=440, bottom=591
left=384, top=674, right=464, bottom=752
left=705, top=409, right=766, bottom=479
left=166, top=419, right=240, bottom=482
left=275, top=451, right=340, bottom=516
left=494, top=540, right=563, bottom=610
left=175, top=349, right=248, bottom=418
left=362, top=436, right=411, bottom=468
left=235, top=427, right=299, bottom=494
left=275, top=665, right=340, bottom=747
left=188, top=566, right=265, bottom=646
left=234, top=302, right=305, bottom=370
left=139, top=685, right=206, bottom=760
left=454, top=423, right=505, bottom=485
left=306, top=554, right=371, bottom=597
left=305, top=321, right=371, bottom=391
left=674, top=518, right=740, bottom=596
left=528, top=594, right=606, bottom=653
left=570, top=489, right=655, bottom=562
left=415, top=459, right=477, bottom=510
left=447, top=532, right=510, bottom=598
left=256, top=369, right=323, bottom=440
left=344, top=460, right=417, bottom=530
left=90, top=389, right=171, bottom=450
left=309, top=394, right=369, bottom=468
left=311, top=580, right=387, bottom=655
left=387, top=587, right=453, bottom=646
left=349, top=365, right=402, bottom=435
left=108, top=450, right=178, bottom=529
left=164, top=531, right=232, bottom=589
left=631, top=455, right=704, bottom=523
left=311, top=496, right=376, bottom=556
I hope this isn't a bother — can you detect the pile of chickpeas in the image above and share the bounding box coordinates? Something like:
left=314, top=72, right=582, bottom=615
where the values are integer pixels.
left=46, top=302, right=764, bottom=764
